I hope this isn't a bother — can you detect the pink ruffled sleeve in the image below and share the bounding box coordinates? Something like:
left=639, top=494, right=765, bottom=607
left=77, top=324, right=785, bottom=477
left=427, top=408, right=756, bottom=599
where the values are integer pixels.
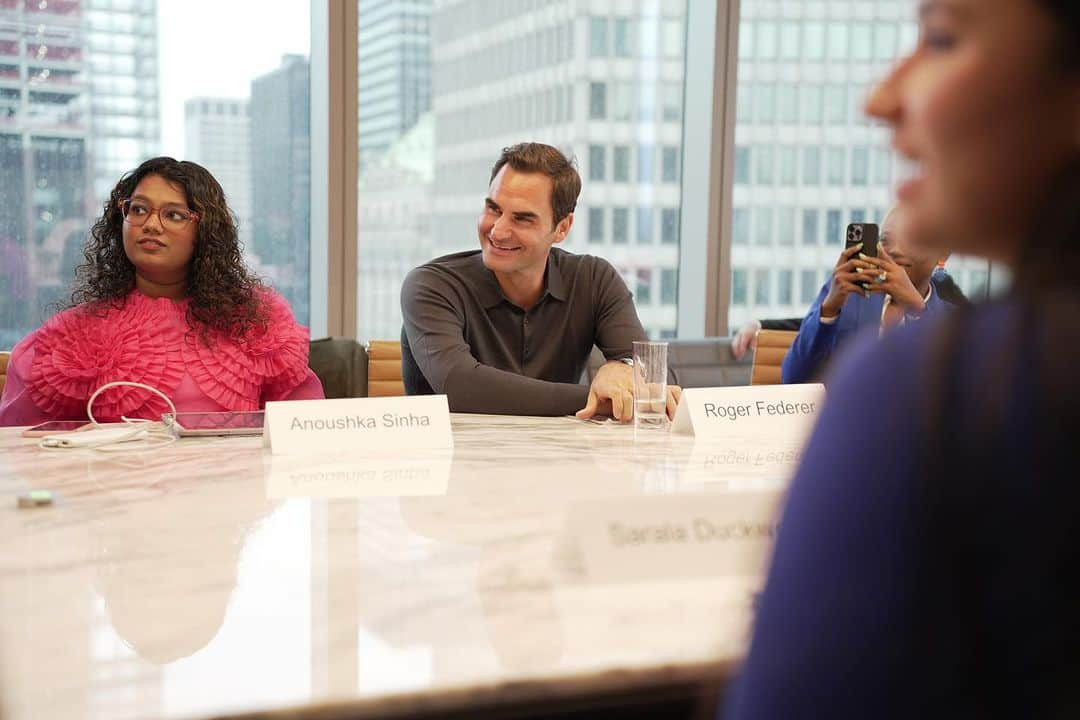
left=0, top=334, right=65, bottom=426
left=184, top=288, right=324, bottom=408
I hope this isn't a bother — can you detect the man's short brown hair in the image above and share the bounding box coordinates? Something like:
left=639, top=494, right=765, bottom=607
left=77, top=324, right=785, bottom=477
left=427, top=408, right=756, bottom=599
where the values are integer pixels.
left=489, top=143, right=581, bottom=227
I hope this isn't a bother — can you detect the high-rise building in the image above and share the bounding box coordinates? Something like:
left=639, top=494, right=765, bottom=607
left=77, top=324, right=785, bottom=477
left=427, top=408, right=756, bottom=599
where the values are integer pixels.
left=0, top=0, right=160, bottom=344
left=730, top=0, right=985, bottom=329
left=184, top=97, right=253, bottom=259
left=83, top=0, right=159, bottom=202
left=250, top=54, right=310, bottom=325
left=428, top=1, right=685, bottom=339
left=357, top=0, right=431, bottom=171
left=357, top=111, right=433, bottom=339
left=0, top=0, right=90, bottom=343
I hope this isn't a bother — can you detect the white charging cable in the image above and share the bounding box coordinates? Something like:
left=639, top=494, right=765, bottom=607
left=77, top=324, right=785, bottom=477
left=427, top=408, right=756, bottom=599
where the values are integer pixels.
left=38, top=381, right=179, bottom=452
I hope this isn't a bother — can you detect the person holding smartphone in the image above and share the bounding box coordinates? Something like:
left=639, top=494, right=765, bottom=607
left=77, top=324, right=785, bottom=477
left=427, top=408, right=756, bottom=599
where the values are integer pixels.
left=781, top=206, right=951, bottom=383
left=0, top=157, right=324, bottom=427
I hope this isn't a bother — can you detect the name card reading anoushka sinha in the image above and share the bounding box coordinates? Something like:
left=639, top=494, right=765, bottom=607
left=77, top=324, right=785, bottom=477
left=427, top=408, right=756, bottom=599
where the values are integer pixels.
left=264, top=395, right=453, bottom=455
left=670, top=384, right=825, bottom=443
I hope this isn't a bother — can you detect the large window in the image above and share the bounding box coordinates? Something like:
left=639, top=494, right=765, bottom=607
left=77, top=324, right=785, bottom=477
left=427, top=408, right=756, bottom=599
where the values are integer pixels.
left=730, top=2, right=984, bottom=329
left=358, top=1, right=691, bottom=341
left=0, top=0, right=311, bottom=348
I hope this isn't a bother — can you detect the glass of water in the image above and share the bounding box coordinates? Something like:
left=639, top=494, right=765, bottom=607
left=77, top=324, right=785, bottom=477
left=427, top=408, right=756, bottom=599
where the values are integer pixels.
left=632, top=341, right=668, bottom=430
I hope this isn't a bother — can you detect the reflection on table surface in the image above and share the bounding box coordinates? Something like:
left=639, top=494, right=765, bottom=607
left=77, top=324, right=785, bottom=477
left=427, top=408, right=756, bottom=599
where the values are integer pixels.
left=0, top=414, right=804, bottom=720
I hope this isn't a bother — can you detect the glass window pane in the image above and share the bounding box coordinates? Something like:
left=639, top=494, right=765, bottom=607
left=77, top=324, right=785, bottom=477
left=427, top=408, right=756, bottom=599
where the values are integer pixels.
left=637, top=143, right=654, bottom=183
left=777, top=206, right=795, bottom=246
left=851, top=145, right=869, bottom=185
left=613, top=207, right=629, bottom=244
left=589, top=81, right=607, bottom=119
left=779, top=21, right=800, bottom=60
left=826, top=208, right=842, bottom=245
left=737, top=83, right=753, bottom=123
left=661, top=208, right=679, bottom=244
left=756, top=22, right=778, bottom=58
left=824, top=84, right=847, bottom=124
left=614, top=17, right=633, bottom=57
left=735, top=145, right=751, bottom=185
left=804, top=22, right=825, bottom=60
left=779, top=146, right=797, bottom=185
left=613, top=145, right=631, bottom=181
left=733, top=208, right=750, bottom=245
left=801, top=269, right=819, bottom=304
left=739, top=20, right=755, bottom=59
left=662, top=146, right=679, bottom=183
left=755, top=145, right=774, bottom=185
left=589, top=144, right=606, bottom=181
left=661, top=268, right=678, bottom=304
left=851, top=22, right=872, bottom=60
left=802, top=209, right=819, bottom=246
left=732, top=268, right=748, bottom=305
left=777, top=83, right=798, bottom=124
left=874, top=147, right=892, bottom=185
left=755, top=207, right=773, bottom=246
left=875, top=23, right=898, bottom=60
left=754, top=83, right=775, bottom=123
left=590, top=17, right=609, bottom=57
left=827, top=22, right=848, bottom=60
left=802, top=146, right=821, bottom=185
left=754, top=268, right=771, bottom=305
left=636, top=206, right=653, bottom=244
left=588, top=207, right=605, bottom=243
left=635, top=269, right=652, bottom=304
left=778, top=269, right=793, bottom=305
left=801, top=84, right=822, bottom=124
left=827, top=146, right=846, bottom=185
left=613, top=82, right=634, bottom=121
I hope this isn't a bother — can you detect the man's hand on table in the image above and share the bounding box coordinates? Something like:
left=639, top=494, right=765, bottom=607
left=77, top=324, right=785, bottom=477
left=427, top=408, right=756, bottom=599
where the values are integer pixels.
left=575, top=361, right=683, bottom=423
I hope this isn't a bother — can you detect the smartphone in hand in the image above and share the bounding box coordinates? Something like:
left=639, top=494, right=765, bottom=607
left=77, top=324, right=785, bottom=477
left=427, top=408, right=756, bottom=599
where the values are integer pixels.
left=846, top=222, right=879, bottom=288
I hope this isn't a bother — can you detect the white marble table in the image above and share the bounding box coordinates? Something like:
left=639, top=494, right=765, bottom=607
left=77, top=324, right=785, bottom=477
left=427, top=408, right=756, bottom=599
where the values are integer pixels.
left=0, top=414, right=802, bottom=720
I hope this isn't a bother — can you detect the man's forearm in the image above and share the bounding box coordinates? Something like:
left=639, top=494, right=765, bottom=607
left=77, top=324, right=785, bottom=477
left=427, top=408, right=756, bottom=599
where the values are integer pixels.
left=442, top=362, right=589, bottom=415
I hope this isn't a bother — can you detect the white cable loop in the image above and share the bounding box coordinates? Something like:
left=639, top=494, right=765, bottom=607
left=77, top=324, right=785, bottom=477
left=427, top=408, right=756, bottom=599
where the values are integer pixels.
left=38, top=381, right=179, bottom=453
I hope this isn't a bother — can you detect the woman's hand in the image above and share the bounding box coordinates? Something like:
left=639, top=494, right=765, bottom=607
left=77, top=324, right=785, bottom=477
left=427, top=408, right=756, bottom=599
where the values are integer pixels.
left=731, top=320, right=762, bottom=360
left=820, top=243, right=869, bottom=319
left=858, top=244, right=926, bottom=313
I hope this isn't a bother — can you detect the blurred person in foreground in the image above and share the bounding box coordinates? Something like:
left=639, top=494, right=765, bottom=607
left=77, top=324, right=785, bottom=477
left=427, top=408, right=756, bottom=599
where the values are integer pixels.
left=726, top=1, right=1080, bottom=718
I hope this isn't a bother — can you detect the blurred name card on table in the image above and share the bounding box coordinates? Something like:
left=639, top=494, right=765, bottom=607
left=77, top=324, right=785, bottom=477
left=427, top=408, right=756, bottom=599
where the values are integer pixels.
left=567, top=492, right=781, bottom=583
left=670, top=384, right=825, bottom=444
left=264, top=395, right=453, bottom=455
left=267, top=450, right=452, bottom=497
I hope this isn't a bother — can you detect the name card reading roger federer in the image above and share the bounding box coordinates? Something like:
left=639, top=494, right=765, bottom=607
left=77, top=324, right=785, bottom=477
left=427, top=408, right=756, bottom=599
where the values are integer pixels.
left=264, top=395, right=453, bottom=455
left=671, top=383, right=825, bottom=443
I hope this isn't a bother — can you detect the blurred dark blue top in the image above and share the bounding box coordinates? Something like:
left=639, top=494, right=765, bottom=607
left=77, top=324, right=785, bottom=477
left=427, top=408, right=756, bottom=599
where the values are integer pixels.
left=724, top=300, right=1078, bottom=718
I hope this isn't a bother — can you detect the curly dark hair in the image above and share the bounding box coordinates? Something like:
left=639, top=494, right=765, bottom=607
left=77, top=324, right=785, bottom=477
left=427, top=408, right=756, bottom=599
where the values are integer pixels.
left=71, top=156, right=266, bottom=340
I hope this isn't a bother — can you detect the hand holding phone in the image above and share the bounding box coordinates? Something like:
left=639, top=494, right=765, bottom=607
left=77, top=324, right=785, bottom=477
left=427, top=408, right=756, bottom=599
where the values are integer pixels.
left=821, top=222, right=881, bottom=319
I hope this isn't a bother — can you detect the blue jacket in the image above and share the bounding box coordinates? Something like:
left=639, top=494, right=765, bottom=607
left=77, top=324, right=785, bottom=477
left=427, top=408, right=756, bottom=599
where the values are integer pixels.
left=781, top=277, right=950, bottom=384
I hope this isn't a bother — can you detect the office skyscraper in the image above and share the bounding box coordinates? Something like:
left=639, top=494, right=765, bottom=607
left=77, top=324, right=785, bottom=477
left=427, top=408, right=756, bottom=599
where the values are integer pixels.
left=428, top=1, right=685, bottom=339
left=357, top=0, right=431, bottom=171
left=184, top=97, right=253, bottom=259
left=250, top=54, right=310, bottom=325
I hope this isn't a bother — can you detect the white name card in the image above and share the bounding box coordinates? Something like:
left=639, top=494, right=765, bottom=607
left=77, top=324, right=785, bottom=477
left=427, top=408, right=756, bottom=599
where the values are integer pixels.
left=566, top=492, right=782, bottom=583
left=670, top=384, right=825, bottom=443
left=263, top=395, right=453, bottom=455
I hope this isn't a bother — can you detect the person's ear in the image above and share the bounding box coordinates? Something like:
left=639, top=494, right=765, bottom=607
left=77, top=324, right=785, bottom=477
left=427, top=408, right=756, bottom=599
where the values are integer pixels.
left=554, top=212, right=574, bottom=244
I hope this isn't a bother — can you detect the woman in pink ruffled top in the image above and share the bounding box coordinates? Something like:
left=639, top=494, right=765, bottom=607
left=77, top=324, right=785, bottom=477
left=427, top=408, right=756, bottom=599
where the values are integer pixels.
left=0, top=157, right=325, bottom=426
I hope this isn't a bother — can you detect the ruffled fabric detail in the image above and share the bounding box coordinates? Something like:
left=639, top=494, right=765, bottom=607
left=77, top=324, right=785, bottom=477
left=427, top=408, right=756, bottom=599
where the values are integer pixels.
left=28, top=297, right=186, bottom=421
left=183, top=289, right=311, bottom=409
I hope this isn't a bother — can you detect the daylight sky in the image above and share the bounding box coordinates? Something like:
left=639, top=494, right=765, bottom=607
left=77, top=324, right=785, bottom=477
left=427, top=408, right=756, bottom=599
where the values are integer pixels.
left=157, top=0, right=311, bottom=156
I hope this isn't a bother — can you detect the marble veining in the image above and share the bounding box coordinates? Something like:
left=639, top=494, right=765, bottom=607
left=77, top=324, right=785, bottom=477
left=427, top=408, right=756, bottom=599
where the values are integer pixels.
left=0, top=414, right=800, bottom=719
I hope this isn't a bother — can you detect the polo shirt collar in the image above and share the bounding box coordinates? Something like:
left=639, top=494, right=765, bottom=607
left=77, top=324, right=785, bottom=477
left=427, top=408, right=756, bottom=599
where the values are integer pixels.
left=475, top=251, right=569, bottom=308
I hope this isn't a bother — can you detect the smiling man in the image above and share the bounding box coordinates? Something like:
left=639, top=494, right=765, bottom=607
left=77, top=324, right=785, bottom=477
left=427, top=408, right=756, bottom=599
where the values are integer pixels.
left=401, top=143, right=677, bottom=419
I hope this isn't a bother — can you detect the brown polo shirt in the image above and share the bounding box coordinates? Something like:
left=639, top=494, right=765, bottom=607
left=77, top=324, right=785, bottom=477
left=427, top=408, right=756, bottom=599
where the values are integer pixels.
left=401, top=248, right=646, bottom=415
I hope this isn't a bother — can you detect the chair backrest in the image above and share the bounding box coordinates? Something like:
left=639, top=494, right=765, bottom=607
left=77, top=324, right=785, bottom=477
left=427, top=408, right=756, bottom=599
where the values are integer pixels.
left=0, top=351, right=10, bottom=397
left=750, top=330, right=798, bottom=385
left=367, top=340, right=406, bottom=397
left=308, top=337, right=368, bottom=398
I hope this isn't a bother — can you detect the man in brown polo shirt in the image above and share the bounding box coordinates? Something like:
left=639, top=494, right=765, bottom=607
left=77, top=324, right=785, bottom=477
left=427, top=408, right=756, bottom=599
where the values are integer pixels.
left=401, top=142, right=680, bottom=419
